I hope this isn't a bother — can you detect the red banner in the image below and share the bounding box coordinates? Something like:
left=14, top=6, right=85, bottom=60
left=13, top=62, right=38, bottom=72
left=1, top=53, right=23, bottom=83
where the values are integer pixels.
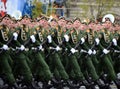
left=0, top=0, right=7, bottom=17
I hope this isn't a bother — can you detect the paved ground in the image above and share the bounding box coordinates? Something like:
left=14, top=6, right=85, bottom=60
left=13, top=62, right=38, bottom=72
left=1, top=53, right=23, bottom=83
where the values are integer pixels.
left=0, top=78, right=118, bottom=89
left=49, top=85, right=117, bottom=89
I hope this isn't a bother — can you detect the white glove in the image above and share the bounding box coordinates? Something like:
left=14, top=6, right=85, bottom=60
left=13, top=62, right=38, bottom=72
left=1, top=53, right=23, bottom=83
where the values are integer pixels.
left=55, top=46, right=61, bottom=51
left=30, top=35, right=36, bottom=43
left=81, top=37, right=85, bottom=44
left=103, top=49, right=110, bottom=54
left=117, top=73, right=120, bottom=79
left=38, top=45, right=42, bottom=50
left=64, top=34, right=69, bottom=42
left=112, top=38, right=117, bottom=46
left=13, top=32, right=18, bottom=40
left=88, top=49, right=92, bottom=55
left=20, top=45, right=25, bottom=51
left=47, top=35, right=52, bottom=43
left=2, top=45, right=9, bottom=50
left=114, top=50, right=120, bottom=53
left=92, top=50, right=96, bottom=55
left=80, top=49, right=87, bottom=53
left=95, top=38, right=100, bottom=45
left=70, top=48, right=76, bottom=54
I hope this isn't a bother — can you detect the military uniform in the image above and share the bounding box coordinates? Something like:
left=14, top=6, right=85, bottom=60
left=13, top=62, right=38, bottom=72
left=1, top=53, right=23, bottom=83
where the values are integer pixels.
left=47, top=26, right=69, bottom=81
left=63, top=28, right=86, bottom=82
left=28, top=27, right=53, bottom=82
left=10, top=25, right=36, bottom=89
left=0, top=25, right=20, bottom=88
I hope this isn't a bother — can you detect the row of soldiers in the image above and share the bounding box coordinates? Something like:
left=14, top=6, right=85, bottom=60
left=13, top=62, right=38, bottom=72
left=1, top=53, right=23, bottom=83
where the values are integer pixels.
left=0, top=14, right=120, bottom=89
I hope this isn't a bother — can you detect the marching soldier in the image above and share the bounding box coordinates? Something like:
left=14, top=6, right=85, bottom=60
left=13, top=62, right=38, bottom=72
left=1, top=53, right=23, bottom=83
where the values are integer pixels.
left=10, top=24, right=40, bottom=89
left=0, top=24, right=21, bottom=89
left=28, top=25, right=53, bottom=89
left=93, top=17, right=120, bottom=89
left=47, top=18, right=69, bottom=89
left=0, top=13, right=120, bottom=89
left=63, top=19, right=91, bottom=89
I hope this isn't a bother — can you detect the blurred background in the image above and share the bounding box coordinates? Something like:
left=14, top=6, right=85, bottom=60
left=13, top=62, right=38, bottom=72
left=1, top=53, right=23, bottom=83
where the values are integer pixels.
left=0, top=0, right=120, bottom=22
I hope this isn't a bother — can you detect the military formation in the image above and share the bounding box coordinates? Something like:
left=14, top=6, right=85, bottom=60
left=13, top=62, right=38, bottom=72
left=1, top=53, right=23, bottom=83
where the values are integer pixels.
left=0, top=14, right=120, bottom=89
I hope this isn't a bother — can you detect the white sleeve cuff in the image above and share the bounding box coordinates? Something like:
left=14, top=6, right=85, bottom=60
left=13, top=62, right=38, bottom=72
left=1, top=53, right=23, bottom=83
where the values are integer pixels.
left=20, top=45, right=25, bottom=51
left=103, top=49, right=110, bottom=54
left=56, top=46, right=61, bottom=51
left=64, top=34, right=69, bottom=42
left=30, top=35, right=36, bottom=43
left=88, top=49, right=92, bottom=55
left=13, top=32, right=18, bottom=40
left=95, top=38, right=100, bottom=45
left=112, top=38, right=117, bottom=46
left=47, top=35, right=52, bottom=43
left=2, top=45, right=9, bottom=50
left=92, top=50, right=96, bottom=55
left=70, top=48, right=76, bottom=54
left=81, top=37, right=85, bottom=44
left=117, top=73, right=120, bottom=79
left=38, top=45, right=42, bottom=50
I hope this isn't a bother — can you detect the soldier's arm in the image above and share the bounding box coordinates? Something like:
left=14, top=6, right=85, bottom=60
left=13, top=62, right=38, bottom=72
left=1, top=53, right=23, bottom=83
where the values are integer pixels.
left=0, top=42, right=3, bottom=47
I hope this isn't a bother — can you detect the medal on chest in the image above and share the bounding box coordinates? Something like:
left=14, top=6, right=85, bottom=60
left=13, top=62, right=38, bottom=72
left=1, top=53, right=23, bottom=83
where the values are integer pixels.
left=1, top=28, right=9, bottom=41
left=57, top=29, right=62, bottom=44
left=21, top=28, right=27, bottom=41
left=71, top=29, right=78, bottom=44
left=104, top=31, right=110, bottom=43
left=87, top=31, right=94, bottom=44
left=38, top=31, right=44, bottom=42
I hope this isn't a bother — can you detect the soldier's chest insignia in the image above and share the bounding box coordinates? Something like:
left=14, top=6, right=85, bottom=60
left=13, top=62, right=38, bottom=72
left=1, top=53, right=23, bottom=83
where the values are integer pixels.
left=104, top=33, right=110, bottom=43
left=57, top=30, right=62, bottom=44
left=21, top=29, right=27, bottom=41
left=71, top=31, right=78, bottom=44
left=88, top=33, right=93, bottom=44
left=38, top=31, right=44, bottom=42
left=1, top=29, right=9, bottom=41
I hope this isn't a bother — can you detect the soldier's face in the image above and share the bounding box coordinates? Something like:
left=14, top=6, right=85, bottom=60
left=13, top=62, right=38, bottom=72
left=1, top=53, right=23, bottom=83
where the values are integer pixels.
left=88, top=22, right=95, bottom=29
left=115, top=24, right=120, bottom=31
left=80, top=24, right=88, bottom=30
left=44, top=20, right=48, bottom=26
left=66, top=22, right=73, bottom=29
left=58, top=19, right=66, bottom=27
left=95, top=24, right=102, bottom=31
left=39, top=19, right=47, bottom=26
left=2, top=17, right=11, bottom=24
left=103, top=21, right=112, bottom=29
left=26, top=18, right=31, bottom=24
left=50, top=21, right=58, bottom=28
left=21, top=18, right=30, bottom=25
left=9, top=21, right=15, bottom=28
left=39, top=20, right=43, bottom=25
left=73, top=20, right=81, bottom=28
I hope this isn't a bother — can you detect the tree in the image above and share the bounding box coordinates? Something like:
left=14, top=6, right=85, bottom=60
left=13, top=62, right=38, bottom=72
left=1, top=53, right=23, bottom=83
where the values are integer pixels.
left=79, top=0, right=115, bottom=20
left=32, top=0, right=43, bottom=18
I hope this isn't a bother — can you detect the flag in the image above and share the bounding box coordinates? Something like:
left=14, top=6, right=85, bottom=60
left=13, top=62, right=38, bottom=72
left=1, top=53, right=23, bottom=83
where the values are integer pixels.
left=0, top=0, right=7, bottom=17
left=22, top=0, right=34, bottom=17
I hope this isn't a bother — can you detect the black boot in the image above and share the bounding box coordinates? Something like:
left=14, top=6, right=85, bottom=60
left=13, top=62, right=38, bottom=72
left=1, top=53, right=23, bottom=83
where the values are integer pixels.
left=31, top=81, right=42, bottom=89
left=95, top=79, right=106, bottom=89
left=114, top=79, right=120, bottom=89
left=25, top=81, right=41, bottom=89
left=0, top=84, right=8, bottom=89
left=42, top=81, right=53, bottom=89
left=82, top=80, right=91, bottom=89
left=67, top=80, right=80, bottom=89
left=104, top=83, right=112, bottom=89
left=9, top=82, right=22, bottom=89
left=51, top=77, right=62, bottom=87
